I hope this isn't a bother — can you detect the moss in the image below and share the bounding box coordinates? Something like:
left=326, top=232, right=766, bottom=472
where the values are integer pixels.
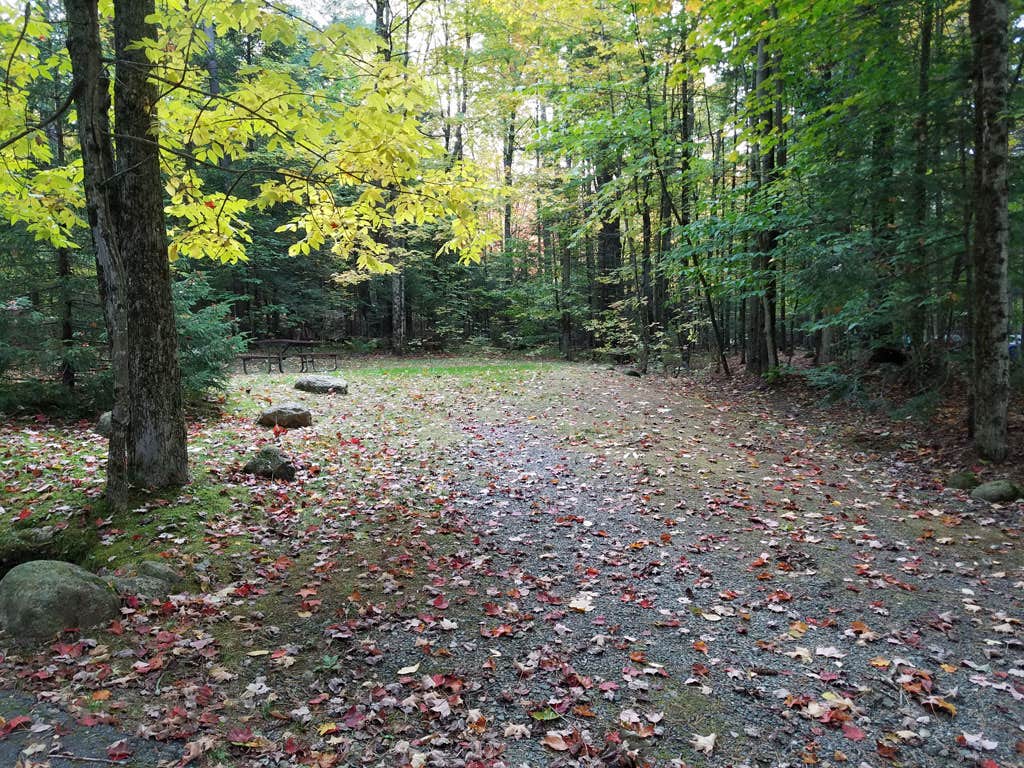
left=946, top=470, right=979, bottom=490
left=0, top=522, right=98, bottom=577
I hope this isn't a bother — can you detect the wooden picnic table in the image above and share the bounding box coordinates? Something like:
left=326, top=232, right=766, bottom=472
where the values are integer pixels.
left=240, top=340, right=338, bottom=373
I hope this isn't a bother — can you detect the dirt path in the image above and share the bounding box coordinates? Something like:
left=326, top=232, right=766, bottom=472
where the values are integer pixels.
left=0, top=361, right=1021, bottom=767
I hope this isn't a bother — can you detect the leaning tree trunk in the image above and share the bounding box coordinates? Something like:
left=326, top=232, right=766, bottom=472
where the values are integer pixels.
left=65, top=0, right=188, bottom=504
left=969, top=0, right=1010, bottom=461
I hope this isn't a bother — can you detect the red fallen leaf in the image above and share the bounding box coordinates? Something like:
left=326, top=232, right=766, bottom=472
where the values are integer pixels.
left=979, top=761, right=999, bottom=768
left=132, top=655, right=164, bottom=674
left=108, top=619, right=124, bottom=635
left=431, top=595, right=449, bottom=609
left=481, top=624, right=514, bottom=638
left=284, top=737, right=305, bottom=756
left=308, top=693, right=329, bottom=705
left=341, top=706, right=365, bottom=729
left=876, top=740, right=899, bottom=760
left=0, top=715, right=31, bottom=739
left=204, top=200, right=216, bottom=209
left=841, top=722, right=866, bottom=741
left=272, top=424, right=287, bottom=438
left=16, top=508, right=30, bottom=521
left=483, top=602, right=502, bottom=616
left=106, top=739, right=133, bottom=760
left=227, top=726, right=253, bottom=744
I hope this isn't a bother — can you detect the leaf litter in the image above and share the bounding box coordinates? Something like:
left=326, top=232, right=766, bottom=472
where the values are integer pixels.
left=0, top=360, right=1021, bottom=767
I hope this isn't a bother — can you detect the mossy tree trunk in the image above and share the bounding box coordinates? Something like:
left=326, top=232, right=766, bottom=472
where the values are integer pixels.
left=969, top=0, right=1010, bottom=461
left=65, top=0, right=188, bottom=505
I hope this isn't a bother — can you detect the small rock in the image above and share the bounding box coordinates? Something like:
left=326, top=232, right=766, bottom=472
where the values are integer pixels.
left=137, top=559, right=182, bottom=586
left=294, top=375, right=348, bottom=394
left=16, top=526, right=56, bottom=547
left=243, top=445, right=296, bottom=480
left=111, top=575, right=171, bottom=598
left=108, top=560, right=183, bottom=599
left=970, top=479, right=1022, bottom=503
left=0, top=560, right=119, bottom=641
left=95, top=411, right=112, bottom=437
left=946, top=470, right=979, bottom=490
left=257, top=403, right=312, bottom=429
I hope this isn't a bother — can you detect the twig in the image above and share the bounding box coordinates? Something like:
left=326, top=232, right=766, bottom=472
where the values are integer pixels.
left=0, top=82, right=81, bottom=153
left=45, top=754, right=126, bottom=765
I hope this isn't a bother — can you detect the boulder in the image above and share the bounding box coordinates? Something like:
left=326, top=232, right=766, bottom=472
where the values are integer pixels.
left=257, top=403, right=312, bottom=429
left=970, top=479, right=1023, bottom=504
left=294, top=376, right=348, bottom=395
left=0, top=560, right=119, bottom=641
left=95, top=411, right=112, bottom=437
left=243, top=445, right=296, bottom=481
left=946, top=470, right=979, bottom=490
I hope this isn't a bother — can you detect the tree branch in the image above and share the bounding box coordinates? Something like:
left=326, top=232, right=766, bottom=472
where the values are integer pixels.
left=0, top=81, right=81, bottom=153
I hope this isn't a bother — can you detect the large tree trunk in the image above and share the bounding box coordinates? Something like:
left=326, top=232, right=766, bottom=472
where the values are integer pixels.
left=969, top=0, right=1010, bottom=460
left=114, top=0, right=188, bottom=489
left=65, top=0, right=188, bottom=505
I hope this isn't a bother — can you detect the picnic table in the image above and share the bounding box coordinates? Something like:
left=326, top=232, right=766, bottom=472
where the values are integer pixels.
left=240, top=339, right=338, bottom=374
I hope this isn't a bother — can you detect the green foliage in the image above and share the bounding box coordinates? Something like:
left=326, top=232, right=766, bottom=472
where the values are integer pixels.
left=798, top=364, right=865, bottom=404
left=0, top=298, right=47, bottom=378
left=173, top=271, right=246, bottom=400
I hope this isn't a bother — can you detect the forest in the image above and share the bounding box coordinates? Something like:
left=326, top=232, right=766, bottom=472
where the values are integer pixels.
left=0, top=1, right=1022, bottom=767
left=1, top=0, right=1021, bottom=457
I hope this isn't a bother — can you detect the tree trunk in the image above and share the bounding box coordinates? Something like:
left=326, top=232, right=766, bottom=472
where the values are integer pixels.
left=502, top=109, right=516, bottom=260
left=969, top=0, right=1010, bottom=460
left=391, top=271, right=406, bottom=354
left=909, top=0, right=934, bottom=349
left=65, top=0, right=188, bottom=505
left=559, top=241, right=573, bottom=360
left=595, top=163, right=621, bottom=313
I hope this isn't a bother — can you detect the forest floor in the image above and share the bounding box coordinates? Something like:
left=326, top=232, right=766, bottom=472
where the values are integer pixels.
left=0, top=358, right=1021, bottom=768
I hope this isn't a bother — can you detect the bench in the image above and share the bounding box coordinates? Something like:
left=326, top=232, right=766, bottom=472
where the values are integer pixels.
left=297, top=352, right=338, bottom=372
left=241, top=353, right=284, bottom=374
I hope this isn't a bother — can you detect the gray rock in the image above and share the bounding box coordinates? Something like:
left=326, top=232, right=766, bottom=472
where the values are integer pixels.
left=110, top=575, right=170, bottom=598
left=95, top=411, right=112, bottom=437
left=946, top=470, right=979, bottom=490
left=256, top=403, right=312, bottom=429
left=0, top=560, right=119, bottom=641
left=970, top=479, right=1023, bottom=503
left=243, top=445, right=296, bottom=481
left=294, top=375, right=348, bottom=394
left=107, top=560, right=182, bottom=599
left=137, top=559, right=183, bottom=587
left=16, top=526, right=56, bottom=547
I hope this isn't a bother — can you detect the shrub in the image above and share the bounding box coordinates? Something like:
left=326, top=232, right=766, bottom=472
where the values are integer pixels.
left=174, top=272, right=246, bottom=400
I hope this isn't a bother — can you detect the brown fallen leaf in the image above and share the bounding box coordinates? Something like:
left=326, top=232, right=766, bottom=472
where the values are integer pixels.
left=542, top=731, right=570, bottom=751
